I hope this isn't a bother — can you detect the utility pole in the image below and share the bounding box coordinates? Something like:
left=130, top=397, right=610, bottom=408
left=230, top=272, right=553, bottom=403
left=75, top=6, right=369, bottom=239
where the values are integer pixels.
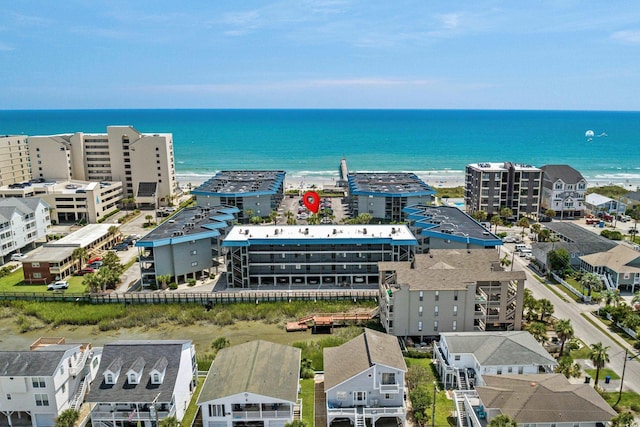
left=615, top=349, right=640, bottom=408
left=151, top=392, right=161, bottom=427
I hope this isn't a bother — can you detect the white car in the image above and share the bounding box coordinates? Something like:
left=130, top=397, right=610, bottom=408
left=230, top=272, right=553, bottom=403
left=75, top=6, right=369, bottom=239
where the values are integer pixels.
left=10, top=253, right=26, bottom=261
left=47, top=280, right=69, bottom=291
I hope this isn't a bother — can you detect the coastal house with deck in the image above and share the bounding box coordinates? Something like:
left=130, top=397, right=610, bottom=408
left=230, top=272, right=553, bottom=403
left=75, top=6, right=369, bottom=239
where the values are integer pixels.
left=0, top=338, right=99, bottom=427
left=540, top=164, right=588, bottom=219
left=197, top=340, right=301, bottom=427
left=433, top=331, right=557, bottom=390
left=455, top=374, right=616, bottom=427
left=86, top=340, right=197, bottom=427
left=323, top=328, right=407, bottom=427
left=579, top=245, right=640, bottom=294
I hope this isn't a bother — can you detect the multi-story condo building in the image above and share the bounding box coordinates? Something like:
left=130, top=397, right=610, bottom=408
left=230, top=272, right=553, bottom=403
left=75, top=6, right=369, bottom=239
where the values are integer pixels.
left=0, top=198, right=51, bottom=264
left=27, top=126, right=177, bottom=207
left=198, top=341, right=301, bottom=427
left=0, top=135, right=31, bottom=187
left=86, top=340, right=197, bottom=427
left=136, top=205, right=239, bottom=287
left=540, top=164, right=588, bottom=218
left=0, top=337, right=101, bottom=427
left=403, top=205, right=502, bottom=253
left=0, top=180, right=123, bottom=224
left=378, top=250, right=525, bottom=339
left=347, top=172, right=435, bottom=222
left=222, top=224, right=417, bottom=288
left=465, top=162, right=543, bottom=218
left=192, top=170, right=285, bottom=223
left=21, top=224, right=120, bottom=284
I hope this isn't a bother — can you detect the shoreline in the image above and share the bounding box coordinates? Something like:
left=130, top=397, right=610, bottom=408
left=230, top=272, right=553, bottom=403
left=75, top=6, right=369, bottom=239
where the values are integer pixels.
left=176, top=171, right=640, bottom=192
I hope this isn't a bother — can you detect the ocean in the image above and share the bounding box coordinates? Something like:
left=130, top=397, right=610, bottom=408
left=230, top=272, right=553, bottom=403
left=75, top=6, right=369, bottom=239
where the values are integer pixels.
left=2, top=109, right=639, bottom=188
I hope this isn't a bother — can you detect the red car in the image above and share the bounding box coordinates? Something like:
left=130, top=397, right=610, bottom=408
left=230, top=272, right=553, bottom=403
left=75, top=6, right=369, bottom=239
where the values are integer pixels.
left=74, top=267, right=95, bottom=276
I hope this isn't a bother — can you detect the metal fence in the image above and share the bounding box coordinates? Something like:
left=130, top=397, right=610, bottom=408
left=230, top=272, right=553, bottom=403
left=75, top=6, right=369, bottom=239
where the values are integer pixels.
left=0, top=289, right=378, bottom=305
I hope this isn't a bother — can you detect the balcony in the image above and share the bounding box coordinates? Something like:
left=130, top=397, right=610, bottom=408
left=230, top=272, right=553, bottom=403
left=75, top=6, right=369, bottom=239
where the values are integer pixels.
left=231, top=403, right=292, bottom=419
left=379, top=382, right=400, bottom=394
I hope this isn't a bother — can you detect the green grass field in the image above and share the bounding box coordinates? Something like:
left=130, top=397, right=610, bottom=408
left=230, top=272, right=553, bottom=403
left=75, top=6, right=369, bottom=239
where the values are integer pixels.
left=0, top=267, right=87, bottom=293
left=584, top=368, right=620, bottom=380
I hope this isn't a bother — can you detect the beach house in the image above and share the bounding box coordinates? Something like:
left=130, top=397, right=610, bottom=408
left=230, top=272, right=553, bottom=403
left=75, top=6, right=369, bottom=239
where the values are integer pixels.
left=0, top=338, right=100, bottom=427
left=197, top=341, right=301, bottom=427
left=86, top=340, right=197, bottom=427
left=323, top=328, right=407, bottom=427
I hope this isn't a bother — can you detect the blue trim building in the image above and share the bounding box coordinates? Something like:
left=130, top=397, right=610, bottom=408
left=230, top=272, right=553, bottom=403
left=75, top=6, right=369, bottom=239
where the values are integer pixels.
left=191, top=171, right=285, bottom=223
left=222, top=224, right=418, bottom=288
left=136, top=205, right=239, bottom=287
left=403, top=204, right=502, bottom=252
left=347, top=172, right=436, bottom=222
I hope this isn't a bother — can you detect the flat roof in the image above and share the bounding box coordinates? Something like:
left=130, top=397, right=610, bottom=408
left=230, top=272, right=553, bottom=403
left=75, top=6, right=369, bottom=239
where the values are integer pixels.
left=137, top=205, right=239, bottom=247
left=0, top=180, right=121, bottom=195
left=222, top=224, right=418, bottom=247
left=467, top=162, right=541, bottom=171
left=541, top=221, right=618, bottom=246
left=46, top=224, right=115, bottom=248
left=191, top=170, right=285, bottom=197
left=347, top=172, right=435, bottom=197
left=404, top=205, right=502, bottom=247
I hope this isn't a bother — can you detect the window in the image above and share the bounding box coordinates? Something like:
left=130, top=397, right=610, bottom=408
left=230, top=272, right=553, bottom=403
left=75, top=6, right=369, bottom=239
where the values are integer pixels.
left=419, top=291, right=423, bottom=301
left=129, top=373, right=138, bottom=384
left=454, top=355, right=461, bottom=361
left=32, top=262, right=40, bottom=268
left=518, top=367, right=524, bottom=374
left=385, top=393, right=392, bottom=400
left=435, top=290, right=439, bottom=301
left=434, top=305, right=439, bottom=316
left=497, top=368, right=502, bottom=375
left=453, top=305, right=458, bottom=316
left=452, top=320, right=457, bottom=331
left=106, top=373, right=113, bottom=384
left=32, top=377, right=46, bottom=388
left=381, top=372, right=396, bottom=385
left=191, top=261, right=198, bottom=267
left=418, top=306, right=423, bottom=317
left=35, top=394, right=49, bottom=406
left=418, top=321, right=423, bottom=331
left=6, top=394, right=11, bottom=400
left=153, top=373, right=160, bottom=383
left=508, top=367, right=513, bottom=373
left=454, top=290, right=458, bottom=301
left=434, top=320, right=438, bottom=331
left=93, top=358, right=99, bottom=368
left=61, top=384, right=65, bottom=393
left=208, top=404, right=225, bottom=417
left=191, top=250, right=197, bottom=255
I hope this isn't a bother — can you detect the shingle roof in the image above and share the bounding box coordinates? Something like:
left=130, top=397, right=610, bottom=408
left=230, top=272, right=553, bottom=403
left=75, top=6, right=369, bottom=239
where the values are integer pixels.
left=579, top=245, right=640, bottom=273
left=540, top=165, right=585, bottom=185
left=198, top=341, right=301, bottom=404
left=441, top=331, right=557, bottom=366
left=477, top=374, right=616, bottom=423
left=378, top=250, right=526, bottom=291
left=86, top=340, right=190, bottom=403
left=324, top=328, right=406, bottom=390
left=0, top=349, right=68, bottom=377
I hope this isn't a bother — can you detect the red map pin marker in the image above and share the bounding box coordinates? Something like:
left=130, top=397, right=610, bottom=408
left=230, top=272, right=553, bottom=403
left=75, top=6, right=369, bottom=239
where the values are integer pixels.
left=303, top=191, right=320, bottom=214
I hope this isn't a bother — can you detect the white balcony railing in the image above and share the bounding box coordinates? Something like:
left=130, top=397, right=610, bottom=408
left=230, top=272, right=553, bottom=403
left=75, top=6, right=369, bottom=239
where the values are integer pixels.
left=379, top=383, right=400, bottom=393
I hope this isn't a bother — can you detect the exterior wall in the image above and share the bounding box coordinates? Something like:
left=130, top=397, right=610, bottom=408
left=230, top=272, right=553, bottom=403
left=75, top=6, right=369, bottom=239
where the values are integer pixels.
left=28, top=135, right=74, bottom=181
left=326, top=366, right=404, bottom=409
left=544, top=178, right=588, bottom=218
left=174, top=343, right=197, bottom=421
left=150, top=239, right=214, bottom=282
left=201, top=392, right=295, bottom=427
left=197, top=194, right=283, bottom=222
left=0, top=199, right=51, bottom=261
left=0, top=136, right=31, bottom=186
left=379, top=283, right=476, bottom=338
left=352, top=195, right=433, bottom=222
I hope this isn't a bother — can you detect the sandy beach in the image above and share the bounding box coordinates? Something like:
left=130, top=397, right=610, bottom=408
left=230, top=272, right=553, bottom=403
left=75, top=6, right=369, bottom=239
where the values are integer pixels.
left=177, top=171, right=640, bottom=193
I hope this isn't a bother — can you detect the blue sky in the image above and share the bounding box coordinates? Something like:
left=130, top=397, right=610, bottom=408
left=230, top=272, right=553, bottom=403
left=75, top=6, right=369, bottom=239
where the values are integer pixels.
left=1, top=1, right=640, bottom=110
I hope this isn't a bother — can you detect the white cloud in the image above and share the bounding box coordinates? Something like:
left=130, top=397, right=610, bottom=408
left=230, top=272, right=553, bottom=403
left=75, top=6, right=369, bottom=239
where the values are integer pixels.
left=610, top=30, right=640, bottom=44
left=0, top=41, right=14, bottom=51
left=437, top=13, right=461, bottom=30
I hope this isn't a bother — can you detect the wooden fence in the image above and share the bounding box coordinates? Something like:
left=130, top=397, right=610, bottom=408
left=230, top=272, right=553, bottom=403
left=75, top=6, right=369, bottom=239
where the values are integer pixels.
left=0, top=289, right=378, bottom=305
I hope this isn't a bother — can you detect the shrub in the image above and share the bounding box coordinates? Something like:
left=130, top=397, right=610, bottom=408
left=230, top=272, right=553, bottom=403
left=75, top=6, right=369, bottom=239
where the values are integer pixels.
left=168, top=282, right=178, bottom=290
left=403, top=349, right=431, bottom=358
left=187, top=278, right=196, bottom=287
left=600, top=229, right=623, bottom=240
left=631, top=402, right=640, bottom=412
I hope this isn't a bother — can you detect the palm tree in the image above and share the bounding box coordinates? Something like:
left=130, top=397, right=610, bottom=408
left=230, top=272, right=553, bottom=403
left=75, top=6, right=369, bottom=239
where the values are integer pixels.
left=156, top=274, right=172, bottom=290
left=500, top=255, right=512, bottom=269
left=602, top=289, right=621, bottom=307
left=472, top=210, right=488, bottom=222
left=530, top=223, right=541, bottom=241
left=631, top=291, right=640, bottom=310
left=516, top=217, right=530, bottom=236
left=589, top=342, right=610, bottom=387
left=545, top=209, right=556, bottom=218
left=579, top=272, right=603, bottom=298
left=538, top=228, right=551, bottom=242
left=250, top=215, right=263, bottom=225
left=555, top=355, right=581, bottom=379
left=554, top=319, right=574, bottom=357
left=269, top=210, right=278, bottom=225
left=526, top=321, right=548, bottom=343
left=611, top=412, right=636, bottom=427
left=145, top=214, right=154, bottom=226
left=71, top=247, right=88, bottom=271
left=622, top=313, right=640, bottom=333
left=538, top=298, right=554, bottom=322
left=488, top=414, right=518, bottom=427
left=286, top=211, right=296, bottom=225
left=82, top=272, right=102, bottom=294
left=500, top=207, right=513, bottom=222
left=523, top=288, right=540, bottom=321
left=490, top=215, right=502, bottom=233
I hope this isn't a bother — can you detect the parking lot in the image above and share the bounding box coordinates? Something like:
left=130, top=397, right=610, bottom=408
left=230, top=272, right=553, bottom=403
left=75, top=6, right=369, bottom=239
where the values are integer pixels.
left=278, top=194, right=350, bottom=225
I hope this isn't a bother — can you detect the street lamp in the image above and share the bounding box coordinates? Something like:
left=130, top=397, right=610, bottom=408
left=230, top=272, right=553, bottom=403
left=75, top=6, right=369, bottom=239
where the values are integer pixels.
left=432, top=381, right=437, bottom=427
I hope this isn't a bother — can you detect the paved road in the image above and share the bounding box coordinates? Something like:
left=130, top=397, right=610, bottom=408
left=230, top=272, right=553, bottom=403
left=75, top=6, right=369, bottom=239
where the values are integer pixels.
left=505, top=246, right=640, bottom=394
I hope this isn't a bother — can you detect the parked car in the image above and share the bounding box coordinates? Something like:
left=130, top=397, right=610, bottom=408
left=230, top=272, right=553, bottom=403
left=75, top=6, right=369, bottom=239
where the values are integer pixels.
left=47, top=280, right=69, bottom=291
left=10, top=253, right=26, bottom=261
left=112, top=243, right=129, bottom=251
left=74, top=267, right=95, bottom=276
